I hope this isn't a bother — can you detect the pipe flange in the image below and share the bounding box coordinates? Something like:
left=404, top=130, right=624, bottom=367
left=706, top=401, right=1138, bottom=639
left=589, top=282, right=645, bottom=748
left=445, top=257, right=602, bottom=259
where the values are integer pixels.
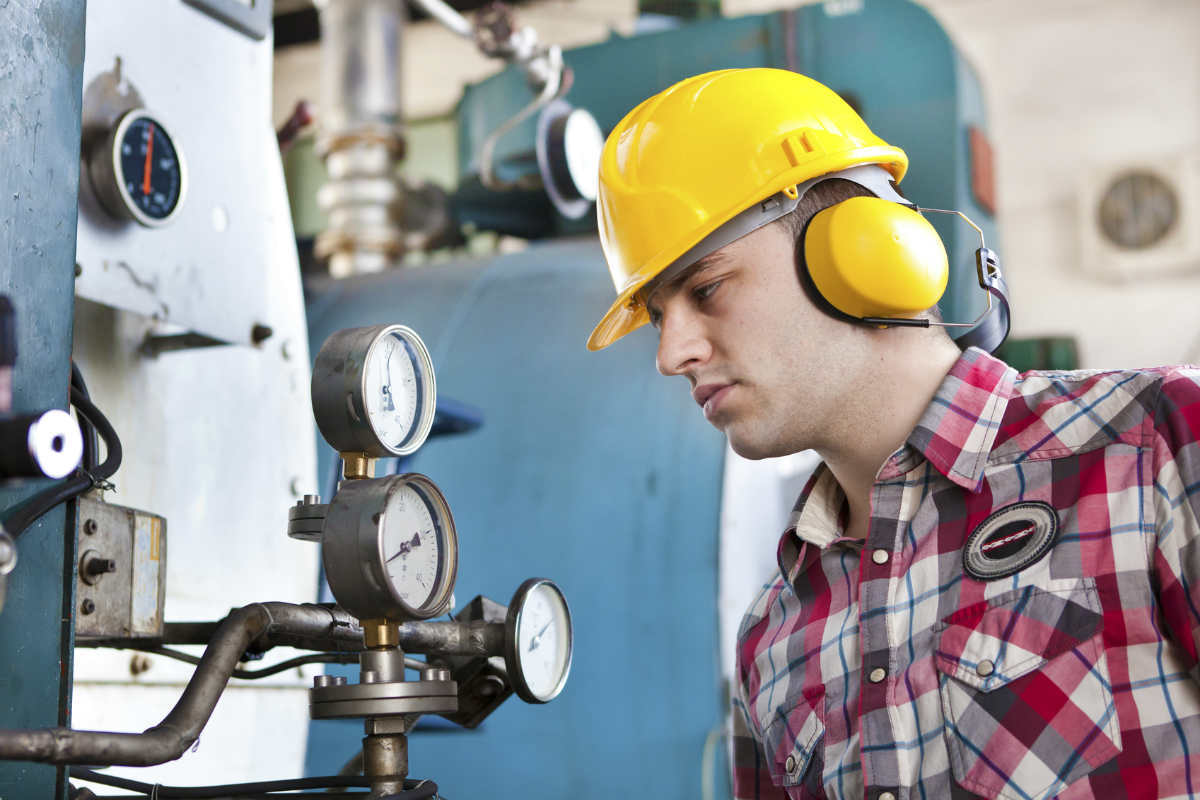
left=309, top=677, right=458, bottom=720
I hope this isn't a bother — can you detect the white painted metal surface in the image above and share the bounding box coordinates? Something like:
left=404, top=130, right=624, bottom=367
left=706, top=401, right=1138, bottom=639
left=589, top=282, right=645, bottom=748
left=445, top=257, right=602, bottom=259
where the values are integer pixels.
left=69, top=0, right=320, bottom=790
left=75, top=0, right=286, bottom=345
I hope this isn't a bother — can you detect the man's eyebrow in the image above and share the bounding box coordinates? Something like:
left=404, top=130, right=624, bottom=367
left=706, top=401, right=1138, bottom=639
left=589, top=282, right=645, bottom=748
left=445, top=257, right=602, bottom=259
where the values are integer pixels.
left=643, top=251, right=730, bottom=312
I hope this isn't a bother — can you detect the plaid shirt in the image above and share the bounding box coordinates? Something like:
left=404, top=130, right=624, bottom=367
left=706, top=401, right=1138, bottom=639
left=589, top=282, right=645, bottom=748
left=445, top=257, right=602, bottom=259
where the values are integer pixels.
left=732, top=347, right=1200, bottom=800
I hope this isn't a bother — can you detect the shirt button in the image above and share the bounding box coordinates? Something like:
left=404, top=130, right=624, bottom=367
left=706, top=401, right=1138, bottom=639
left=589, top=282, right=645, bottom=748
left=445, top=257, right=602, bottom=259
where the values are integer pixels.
left=872, top=549, right=889, bottom=565
left=785, top=754, right=797, bottom=773
left=878, top=793, right=897, bottom=800
left=976, top=659, right=995, bottom=677
left=869, top=667, right=887, bottom=683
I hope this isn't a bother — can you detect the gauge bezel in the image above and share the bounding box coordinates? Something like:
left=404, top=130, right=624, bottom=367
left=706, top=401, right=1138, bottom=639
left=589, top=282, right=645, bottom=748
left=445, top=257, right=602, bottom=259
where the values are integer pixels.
left=321, top=473, right=458, bottom=621
left=311, top=324, right=437, bottom=457
left=504, top=578, right=573, bottom=704
left=90, top=108, right=188, bottom=228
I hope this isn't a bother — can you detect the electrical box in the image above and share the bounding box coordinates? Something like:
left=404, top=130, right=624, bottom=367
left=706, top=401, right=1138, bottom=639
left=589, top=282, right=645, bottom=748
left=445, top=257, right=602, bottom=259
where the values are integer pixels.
left=74, top=496, right=167, bottom=640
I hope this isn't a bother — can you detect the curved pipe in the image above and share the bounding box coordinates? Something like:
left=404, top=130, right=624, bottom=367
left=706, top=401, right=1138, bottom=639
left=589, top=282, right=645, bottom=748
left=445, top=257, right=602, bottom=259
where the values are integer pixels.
left=0, top=602, right=351, bottom=766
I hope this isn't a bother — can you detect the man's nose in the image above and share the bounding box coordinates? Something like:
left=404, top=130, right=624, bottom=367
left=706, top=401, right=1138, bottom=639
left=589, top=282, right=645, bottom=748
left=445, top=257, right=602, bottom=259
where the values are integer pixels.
left=655, top=306, right=711, bottom=377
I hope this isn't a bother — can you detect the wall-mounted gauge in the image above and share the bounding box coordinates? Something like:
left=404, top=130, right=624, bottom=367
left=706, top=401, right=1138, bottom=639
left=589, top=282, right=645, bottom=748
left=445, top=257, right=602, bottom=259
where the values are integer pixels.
left=322, top=473, right=458, bottom=621
left=1098, top=170, right=1178, bottom=250
left=87, top=108, right=187, bottom=227
left=504, top=578, right=573, bottom=703
left=311, top=324, right=437, bottom=458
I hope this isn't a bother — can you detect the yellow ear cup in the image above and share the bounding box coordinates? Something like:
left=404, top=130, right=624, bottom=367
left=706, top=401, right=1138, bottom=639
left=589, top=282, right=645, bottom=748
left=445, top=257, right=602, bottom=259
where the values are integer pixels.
left=803, top=197, right=949, bottom=320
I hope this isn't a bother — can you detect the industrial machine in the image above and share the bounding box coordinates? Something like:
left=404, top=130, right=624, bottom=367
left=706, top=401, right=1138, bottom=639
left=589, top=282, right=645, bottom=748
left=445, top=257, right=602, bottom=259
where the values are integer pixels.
left=0, top=310, right=577, bottom=800
left=0, top=0, right=586, bottom=796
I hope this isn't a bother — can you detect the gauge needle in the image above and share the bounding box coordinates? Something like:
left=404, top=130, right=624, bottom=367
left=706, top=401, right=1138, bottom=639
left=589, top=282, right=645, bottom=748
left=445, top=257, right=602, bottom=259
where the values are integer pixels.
left=142, top=123, right=155, bottom=196
left=385, top=533, right=422, bottom=564
left=381, top=343, right=396, bottom=411
left=528, top=619, right=553, bottom=652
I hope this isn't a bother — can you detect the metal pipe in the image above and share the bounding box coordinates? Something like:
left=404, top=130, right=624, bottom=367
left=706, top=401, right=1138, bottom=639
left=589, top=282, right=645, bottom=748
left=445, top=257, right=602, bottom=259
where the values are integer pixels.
left=407, top=0, right=472, bottom=38
left=0, top=602, right=351, bottom=766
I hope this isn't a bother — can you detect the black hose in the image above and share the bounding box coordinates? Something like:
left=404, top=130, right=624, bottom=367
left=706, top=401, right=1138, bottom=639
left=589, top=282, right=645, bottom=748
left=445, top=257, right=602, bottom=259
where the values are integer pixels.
left=2, top=472, right=92, bottom=538
left=134, top=646, right=359, bottom=679
left=70, top=387, right=121, bottom=481
left=2, top=384, right=122, bottom=538
left=70, top=361, right=99, bottom=472
left=68, top=767, right=437, bottom=798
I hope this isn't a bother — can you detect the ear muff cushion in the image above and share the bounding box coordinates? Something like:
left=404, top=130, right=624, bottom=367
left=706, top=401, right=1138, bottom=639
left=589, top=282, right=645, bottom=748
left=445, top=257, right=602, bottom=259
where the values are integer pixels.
left=802, top=197, right=949, bottom=320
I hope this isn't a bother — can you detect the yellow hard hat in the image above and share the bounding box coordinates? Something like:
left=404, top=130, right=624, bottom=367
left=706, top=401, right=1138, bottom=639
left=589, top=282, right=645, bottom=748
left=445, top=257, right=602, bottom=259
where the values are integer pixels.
left=587, top=68, right=909, bottom=351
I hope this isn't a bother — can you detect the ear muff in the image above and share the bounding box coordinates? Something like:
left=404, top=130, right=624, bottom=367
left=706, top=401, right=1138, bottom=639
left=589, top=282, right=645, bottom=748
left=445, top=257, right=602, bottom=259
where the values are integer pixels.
left=802, top=196, right=949, bottom=320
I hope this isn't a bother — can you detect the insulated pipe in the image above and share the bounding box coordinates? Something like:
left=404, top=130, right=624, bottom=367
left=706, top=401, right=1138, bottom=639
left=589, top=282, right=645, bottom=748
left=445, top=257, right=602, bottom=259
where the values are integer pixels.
left=395, top=620, right=505, bottom=657
left=0, top=603, right=350, bottom=766
left=158, top=615, right=504, bottom=658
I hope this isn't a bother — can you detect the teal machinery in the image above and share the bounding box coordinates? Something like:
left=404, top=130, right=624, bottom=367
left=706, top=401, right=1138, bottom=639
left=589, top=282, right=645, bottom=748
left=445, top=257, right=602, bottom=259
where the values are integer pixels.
left=303, top=1, right=998, bottom=798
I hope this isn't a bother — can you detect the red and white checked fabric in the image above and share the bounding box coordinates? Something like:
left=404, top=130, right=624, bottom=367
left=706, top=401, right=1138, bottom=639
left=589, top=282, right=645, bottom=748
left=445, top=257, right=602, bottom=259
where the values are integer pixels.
left=732, top=347, right=1200, bottom=800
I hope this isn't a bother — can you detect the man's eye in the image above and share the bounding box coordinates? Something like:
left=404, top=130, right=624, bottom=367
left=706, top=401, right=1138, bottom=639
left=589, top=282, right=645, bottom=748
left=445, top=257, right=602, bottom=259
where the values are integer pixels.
left=693, top=280, right=722, bottom=302
left=647, top=307, right=662, bottom=328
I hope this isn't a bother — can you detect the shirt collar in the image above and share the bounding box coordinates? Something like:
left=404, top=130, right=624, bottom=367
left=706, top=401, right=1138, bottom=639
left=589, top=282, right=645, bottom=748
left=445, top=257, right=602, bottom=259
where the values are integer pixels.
left=777, top=347, right=1016, bottom=581
left=777, top=465, right=846, bottom=583
left=895, top=346, right=1017, bottom=492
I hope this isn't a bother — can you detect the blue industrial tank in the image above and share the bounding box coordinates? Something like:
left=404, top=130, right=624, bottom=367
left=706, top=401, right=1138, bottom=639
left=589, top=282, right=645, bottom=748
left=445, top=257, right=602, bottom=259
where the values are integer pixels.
left=304, top=238, right=729, bottom=799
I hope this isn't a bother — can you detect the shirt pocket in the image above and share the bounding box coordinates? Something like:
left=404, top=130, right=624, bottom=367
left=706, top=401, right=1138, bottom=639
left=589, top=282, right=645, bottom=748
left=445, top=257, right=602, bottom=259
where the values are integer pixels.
left=933, top=579, right=1121, bottom=800
left=760, top=692, right=825, bottom=792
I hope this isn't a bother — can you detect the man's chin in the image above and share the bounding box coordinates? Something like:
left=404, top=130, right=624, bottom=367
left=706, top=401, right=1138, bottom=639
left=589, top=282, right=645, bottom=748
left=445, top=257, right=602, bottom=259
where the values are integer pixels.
left=726, top=430, right=791, bottom=461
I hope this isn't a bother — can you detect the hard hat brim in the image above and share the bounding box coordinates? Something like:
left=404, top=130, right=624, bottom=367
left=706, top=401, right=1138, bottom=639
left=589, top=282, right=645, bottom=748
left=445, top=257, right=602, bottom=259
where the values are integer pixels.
left=587, top=287, right=647, bottom=351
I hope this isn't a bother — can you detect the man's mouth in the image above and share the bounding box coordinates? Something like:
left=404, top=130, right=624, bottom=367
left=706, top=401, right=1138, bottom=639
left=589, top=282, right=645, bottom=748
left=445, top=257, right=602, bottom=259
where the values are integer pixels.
left=693, top=383, right=734, bottom=420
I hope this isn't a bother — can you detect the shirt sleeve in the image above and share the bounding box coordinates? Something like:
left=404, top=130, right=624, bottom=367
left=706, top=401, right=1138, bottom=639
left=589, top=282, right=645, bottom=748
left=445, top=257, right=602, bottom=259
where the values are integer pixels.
left=1150, top=367, right=1200, bottom=666
left=730, top=676, right=790, bottom=799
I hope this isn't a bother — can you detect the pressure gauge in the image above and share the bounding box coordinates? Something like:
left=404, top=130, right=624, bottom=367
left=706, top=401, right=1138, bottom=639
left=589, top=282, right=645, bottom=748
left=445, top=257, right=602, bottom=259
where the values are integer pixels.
left=312, top=324, right=437, bottom=457
left=504, top=578, right=573, bottom=703
left=87, top=109, right=187, bottom=227
left=322, top=474, right=458, bottom=621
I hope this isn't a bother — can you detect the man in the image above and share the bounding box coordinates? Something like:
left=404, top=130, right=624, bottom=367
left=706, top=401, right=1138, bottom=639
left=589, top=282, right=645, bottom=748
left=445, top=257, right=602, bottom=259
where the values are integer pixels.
left=586, top=68, right=1200, bottom=799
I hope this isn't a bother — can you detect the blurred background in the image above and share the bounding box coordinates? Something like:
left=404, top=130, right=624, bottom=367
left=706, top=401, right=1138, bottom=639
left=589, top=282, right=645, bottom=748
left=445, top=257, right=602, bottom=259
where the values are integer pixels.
left=1, top=0, right=1196, bottom=798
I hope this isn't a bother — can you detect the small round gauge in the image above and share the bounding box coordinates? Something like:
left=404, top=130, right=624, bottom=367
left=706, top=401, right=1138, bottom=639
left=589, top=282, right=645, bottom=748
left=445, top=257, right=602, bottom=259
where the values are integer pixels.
left=321, top=473, right=457, bottom=621
left=312, top=324, right=437, bottom=458
left=504, top=578, right=573, bottom=704
left=88, top=109, right=187, bottom=227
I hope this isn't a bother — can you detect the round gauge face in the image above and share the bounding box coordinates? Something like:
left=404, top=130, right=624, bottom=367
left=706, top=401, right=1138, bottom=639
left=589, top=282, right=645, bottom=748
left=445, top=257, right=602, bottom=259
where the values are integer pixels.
left=562, top=109, right=602, bottom=202
left=380, top=480, right=446, bottom=612
left=363, top=331, right=425, bottom=454
left=511, top=580, right=572, bottom=702
left=116, top=113, right=184, bottom=223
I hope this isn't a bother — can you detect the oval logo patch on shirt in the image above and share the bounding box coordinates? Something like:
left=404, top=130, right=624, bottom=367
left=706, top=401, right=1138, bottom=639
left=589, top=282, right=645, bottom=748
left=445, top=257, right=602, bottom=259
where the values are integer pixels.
left=963, top=501, right=1059, bottom=581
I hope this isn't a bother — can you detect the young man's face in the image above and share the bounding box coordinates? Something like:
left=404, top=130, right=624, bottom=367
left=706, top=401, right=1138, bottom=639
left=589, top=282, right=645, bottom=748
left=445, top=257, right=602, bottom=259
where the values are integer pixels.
left=646, top=221, right=871, bottom=460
